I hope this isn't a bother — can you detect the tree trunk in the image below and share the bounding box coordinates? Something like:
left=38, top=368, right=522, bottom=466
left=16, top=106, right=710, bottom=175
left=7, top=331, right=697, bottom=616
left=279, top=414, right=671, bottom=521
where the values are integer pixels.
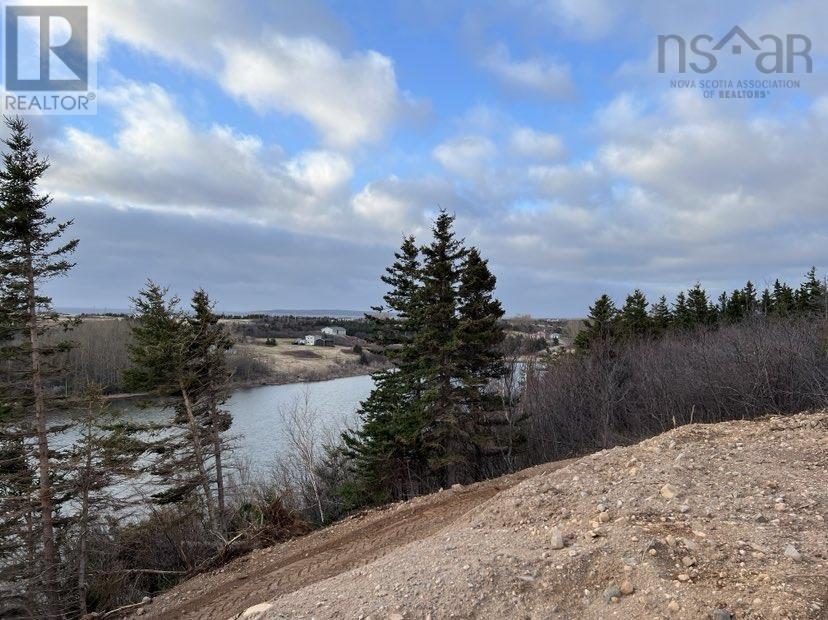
left=26, top=258, right=61, bottom=618
left=207, top=394, right=225, bottom=525
left=179, top=381, right=216, bottom=531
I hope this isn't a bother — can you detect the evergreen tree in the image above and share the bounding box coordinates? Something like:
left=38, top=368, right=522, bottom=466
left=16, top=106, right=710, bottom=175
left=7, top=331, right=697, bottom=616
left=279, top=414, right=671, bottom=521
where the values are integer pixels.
left=671, top=291, right=693, bottom=329
left=771, top=279, right=795, bottom=316
left=415, top=210, right=468, bottom=484
left=686, top=283, right=714, bottom=326
left=124, top=282, right=218, bottom=532
left=618, top=289, right=650, bottom=338
left=649, top=295, right=671, bottom=333
left=345, top=212, right=506, bottom=496
left=574, top=294, right=617, bottom=350
left=743, top=280, right=758, bottom=317
left=187, top=289, right=233, bottom=523
left=760, top=287, right=774, bottom=315
left=796, top=267, right=825, bottom=315
left=0, top=116, right=77, bottom=617
left=456, top=247, right=505, bottom=473
left=343, top=236, right=426, bottom=502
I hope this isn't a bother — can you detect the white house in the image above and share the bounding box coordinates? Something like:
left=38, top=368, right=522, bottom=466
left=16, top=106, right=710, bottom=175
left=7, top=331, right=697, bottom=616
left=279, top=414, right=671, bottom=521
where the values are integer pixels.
left=322, top=326, right=346, bottom=336
left=304, top=334, right=319, bottom=345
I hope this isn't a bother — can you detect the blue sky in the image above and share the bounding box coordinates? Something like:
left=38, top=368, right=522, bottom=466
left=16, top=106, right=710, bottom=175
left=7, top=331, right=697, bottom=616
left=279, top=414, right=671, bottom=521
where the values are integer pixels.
left=8, top=0, right=827, bottom=315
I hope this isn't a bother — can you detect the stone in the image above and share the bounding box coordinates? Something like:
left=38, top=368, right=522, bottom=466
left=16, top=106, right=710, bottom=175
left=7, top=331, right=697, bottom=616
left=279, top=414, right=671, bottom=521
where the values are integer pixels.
left=241, top=604, right=276, bottom=619
left=598, top=511, right=611, bottom=523
left=774, top=502, right=786, bottom=512
left=784, top=544, right=801, bottom=562
left=677, top=573, right=690, bottom=582
left=679, top=504, right=690, bottom=513
left=550, top=528, right=565, bottom=549
left=141, top=597, right=152, bottom=605
left=388, top=614, right=405, bottom=620
left=681, top=556, right=695, bottom=567
left=667, top=600, right=680, bottom=612
left=619, top=580, right=635, bottom=595
left=660, top=484, right=680, bottom=499
left=603, top=585, right=621, bottom=602
left=712, top=609, right=732, bottom=620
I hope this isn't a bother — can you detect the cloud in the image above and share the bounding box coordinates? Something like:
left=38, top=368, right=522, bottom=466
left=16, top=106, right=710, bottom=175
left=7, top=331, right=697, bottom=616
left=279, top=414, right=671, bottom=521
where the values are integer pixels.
left=508, top=127, right=565, bottom=160
left=44, top=81, right=360, bottom=234
left=93, top=1, right=409, bottom=148
left=218, top=36, right=405, bottom=148
left=481, top=43, right=574, bottom=98
left=432, top=135, right=497, bottom=179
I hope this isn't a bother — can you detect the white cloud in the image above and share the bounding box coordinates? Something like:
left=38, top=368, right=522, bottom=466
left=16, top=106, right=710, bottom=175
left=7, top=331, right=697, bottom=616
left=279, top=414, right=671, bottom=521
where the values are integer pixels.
left=508, top=127, right=565, bottom=160
left=481, top=43, right=574, bottom=98
left=92, top=1, right=409, bottom=149
left=432, top=135, right=497, bottom=179
left=44, top=82, right=357, bottom=234
left=218, top=36, right=405, bottom=148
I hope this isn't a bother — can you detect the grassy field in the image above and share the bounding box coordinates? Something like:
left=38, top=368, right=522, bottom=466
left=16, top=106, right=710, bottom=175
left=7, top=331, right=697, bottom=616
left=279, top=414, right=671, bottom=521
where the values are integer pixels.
left=233, top=338, right=386, bottom=384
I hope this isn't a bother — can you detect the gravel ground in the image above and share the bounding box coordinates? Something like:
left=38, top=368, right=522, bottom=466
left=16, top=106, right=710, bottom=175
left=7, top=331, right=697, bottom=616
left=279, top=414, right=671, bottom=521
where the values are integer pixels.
left=241, top=412, right=827, bottom=619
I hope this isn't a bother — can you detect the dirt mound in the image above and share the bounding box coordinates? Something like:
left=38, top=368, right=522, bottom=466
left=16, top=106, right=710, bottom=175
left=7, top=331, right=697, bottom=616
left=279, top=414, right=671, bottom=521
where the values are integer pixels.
left=138, top=412, right=827, bottom=619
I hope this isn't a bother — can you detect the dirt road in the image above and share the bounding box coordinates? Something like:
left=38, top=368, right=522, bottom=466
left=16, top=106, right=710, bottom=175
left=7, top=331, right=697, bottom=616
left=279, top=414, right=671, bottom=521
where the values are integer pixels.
left=140, top=461, right=572, bottom=619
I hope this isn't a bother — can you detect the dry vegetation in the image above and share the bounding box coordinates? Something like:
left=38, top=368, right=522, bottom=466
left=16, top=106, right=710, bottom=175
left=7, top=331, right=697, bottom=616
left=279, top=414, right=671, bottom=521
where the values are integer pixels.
left=232, top=338, right=388, bottom=385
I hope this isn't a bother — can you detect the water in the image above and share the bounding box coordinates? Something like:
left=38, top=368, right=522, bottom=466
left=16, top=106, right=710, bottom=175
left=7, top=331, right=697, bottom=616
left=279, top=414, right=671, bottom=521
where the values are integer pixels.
left=56, top=374, right=375, bottom=477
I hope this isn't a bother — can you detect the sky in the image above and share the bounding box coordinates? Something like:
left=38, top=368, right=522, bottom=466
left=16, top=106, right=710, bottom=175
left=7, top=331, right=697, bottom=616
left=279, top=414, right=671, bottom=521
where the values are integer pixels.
left=7, top=0, right=828, bottom=316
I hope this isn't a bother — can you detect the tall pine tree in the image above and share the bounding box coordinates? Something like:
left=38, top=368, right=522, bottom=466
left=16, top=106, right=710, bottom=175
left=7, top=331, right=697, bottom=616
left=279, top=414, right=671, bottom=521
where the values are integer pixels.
left=0, top=116, right=77, bottom=617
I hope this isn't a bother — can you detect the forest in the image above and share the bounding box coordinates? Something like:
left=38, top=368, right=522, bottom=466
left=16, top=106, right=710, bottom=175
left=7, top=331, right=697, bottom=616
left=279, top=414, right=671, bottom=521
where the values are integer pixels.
left=1, top=117, right=826, bottom=618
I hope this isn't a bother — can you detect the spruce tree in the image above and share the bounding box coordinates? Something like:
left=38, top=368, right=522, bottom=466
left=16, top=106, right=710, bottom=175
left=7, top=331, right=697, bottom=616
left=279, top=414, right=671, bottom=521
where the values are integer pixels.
left=0, top=116, right=77, bottom=617
left=650, top=295, right=671, bottom=333
left=797, top=267, right=825, bottom=315
left=743, top=280, right=758, bottom=317
left=687, top=283, right=713, bottom=326
left=415, top=210, right=468, bottom=484
left=760, top=288, right=774, bottom=315
left=456, top=247, right=505, bottom=472
left=187, top=289, right=233, bottom=523
left=343, top=236, right=426, bottom=502
left=771, top=279, right=795, bottom=316
left=619, top=289, right=650, bottom=338
left=124, top=282, right=218, bottom=531
left=671, top=291, right=692, bottom=329
left=574, top=294, right=617, bottom=350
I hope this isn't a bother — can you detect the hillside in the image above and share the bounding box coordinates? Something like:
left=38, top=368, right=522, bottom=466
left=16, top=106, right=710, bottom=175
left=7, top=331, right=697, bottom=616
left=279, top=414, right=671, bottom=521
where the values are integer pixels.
left=134, top=412, right=827, bottom=619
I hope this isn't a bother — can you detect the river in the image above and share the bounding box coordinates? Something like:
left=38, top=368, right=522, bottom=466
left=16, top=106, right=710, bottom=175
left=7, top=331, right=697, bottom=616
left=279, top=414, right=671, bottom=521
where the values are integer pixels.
left=55, top=374, right=375, bottom=478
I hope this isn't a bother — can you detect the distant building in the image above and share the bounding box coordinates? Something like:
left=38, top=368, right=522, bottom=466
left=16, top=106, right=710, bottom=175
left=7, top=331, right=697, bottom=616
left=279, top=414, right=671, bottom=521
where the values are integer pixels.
left=304, top=335, right=333, bottom=346
left=322, top=326, right=346, bottom=336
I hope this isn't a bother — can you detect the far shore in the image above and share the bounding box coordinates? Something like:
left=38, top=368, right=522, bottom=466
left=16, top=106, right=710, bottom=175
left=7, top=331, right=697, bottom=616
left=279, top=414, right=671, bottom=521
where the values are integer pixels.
left=102, top=362, right=386, bottom=403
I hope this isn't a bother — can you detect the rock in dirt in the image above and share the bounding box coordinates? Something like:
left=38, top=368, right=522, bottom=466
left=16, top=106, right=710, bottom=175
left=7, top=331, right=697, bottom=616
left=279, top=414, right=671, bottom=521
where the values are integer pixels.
left=550, top=528, right=565, bottom=549
left=660, top=483, right=681, bottom=499
left=603, top=585, right=621, bottom=602
left=784, top=544, right=802, bottom=562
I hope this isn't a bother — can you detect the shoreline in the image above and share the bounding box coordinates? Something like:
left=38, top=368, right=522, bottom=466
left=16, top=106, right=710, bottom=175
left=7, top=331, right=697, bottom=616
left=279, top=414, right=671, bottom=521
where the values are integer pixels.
left=102, top=362, right=388, bottom=403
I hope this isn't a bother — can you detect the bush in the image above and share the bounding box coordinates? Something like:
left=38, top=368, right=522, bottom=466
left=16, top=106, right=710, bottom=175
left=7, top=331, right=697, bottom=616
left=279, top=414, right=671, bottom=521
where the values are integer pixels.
left=518, top=316, right=828, bottom=467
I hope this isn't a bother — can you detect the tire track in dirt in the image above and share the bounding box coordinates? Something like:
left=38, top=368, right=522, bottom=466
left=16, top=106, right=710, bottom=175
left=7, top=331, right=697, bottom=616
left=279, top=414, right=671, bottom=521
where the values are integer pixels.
left=142, top=461, right=571, bottom=620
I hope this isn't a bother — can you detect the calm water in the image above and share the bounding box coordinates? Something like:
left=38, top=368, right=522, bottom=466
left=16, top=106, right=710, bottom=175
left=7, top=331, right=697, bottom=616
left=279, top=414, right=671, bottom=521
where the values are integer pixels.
left=55, top=374, right=375, bottom=478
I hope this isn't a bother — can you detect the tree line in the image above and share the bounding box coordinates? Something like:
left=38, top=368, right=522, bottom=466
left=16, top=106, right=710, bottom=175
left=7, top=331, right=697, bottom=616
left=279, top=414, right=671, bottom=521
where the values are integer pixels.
left=575, top=272, right=827, bottom=350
